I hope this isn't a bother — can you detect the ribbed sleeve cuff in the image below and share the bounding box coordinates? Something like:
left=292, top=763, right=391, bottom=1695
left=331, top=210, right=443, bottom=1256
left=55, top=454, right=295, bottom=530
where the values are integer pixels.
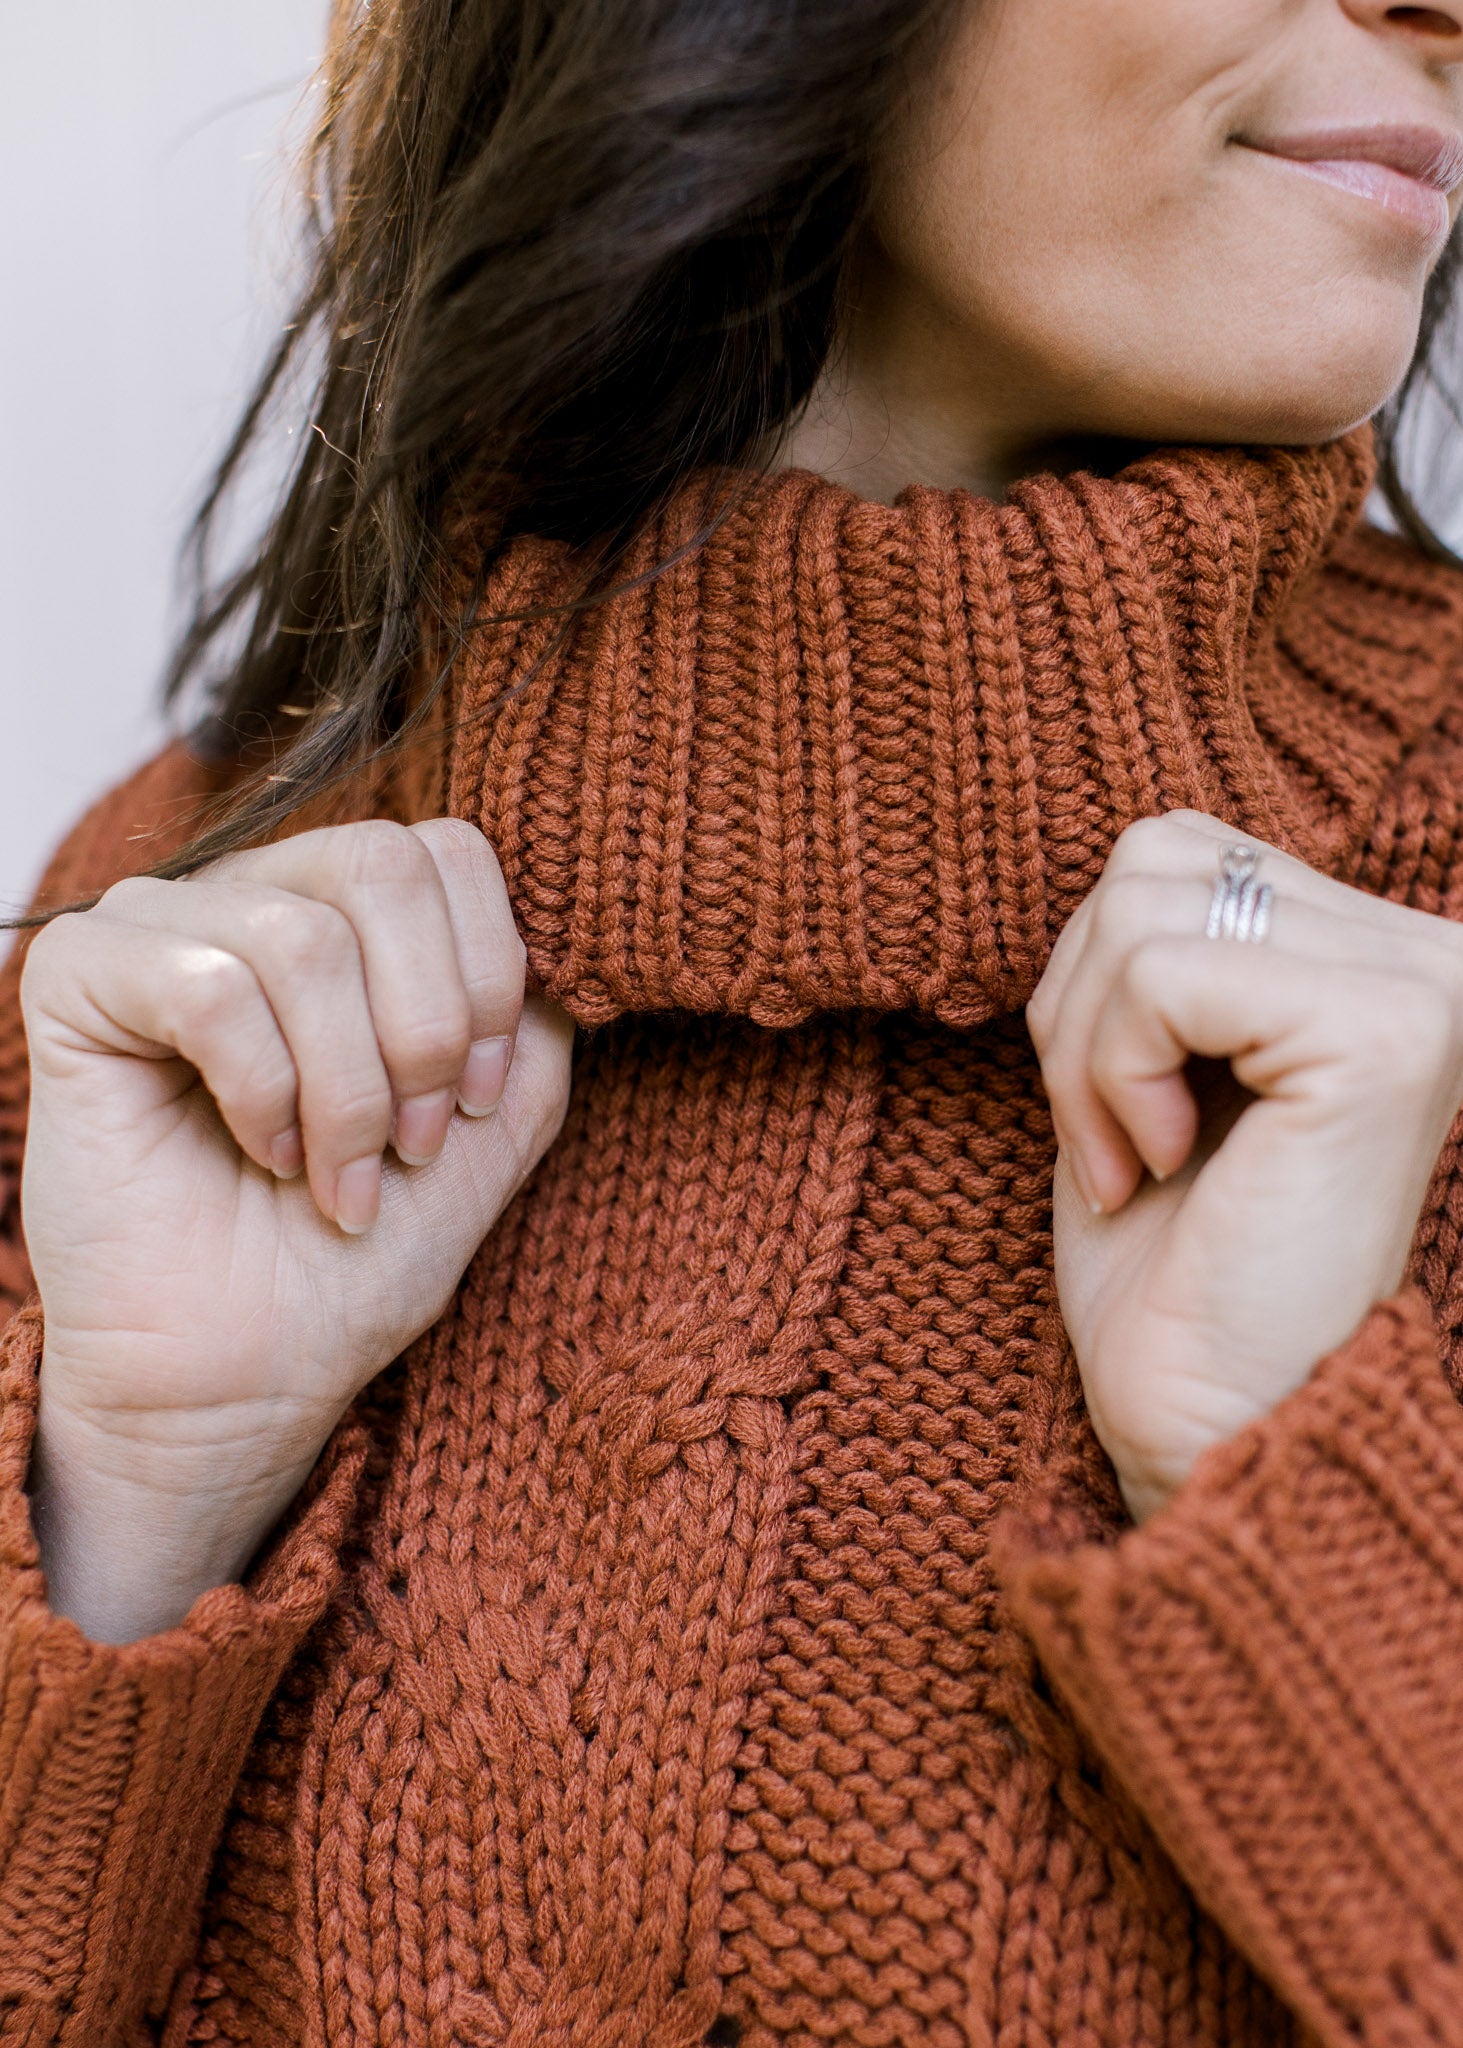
left=0, top=1299, right=363, bottom=2040
left=996, top=1288, right=1463, bottom=2048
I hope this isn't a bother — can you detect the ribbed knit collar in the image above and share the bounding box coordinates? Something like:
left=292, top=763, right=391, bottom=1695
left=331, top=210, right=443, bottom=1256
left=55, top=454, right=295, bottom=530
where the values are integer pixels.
left=439, top=427, right=1463, bottom=1028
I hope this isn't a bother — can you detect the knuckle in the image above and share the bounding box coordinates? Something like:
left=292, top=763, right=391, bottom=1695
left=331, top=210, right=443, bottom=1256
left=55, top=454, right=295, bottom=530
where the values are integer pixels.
left=337, top=818, right=433, bottom=890
left=217, top=1046, right=298, bottom=1124
left=94, top=873, right=159, bottom=919
left=1084, top=1038, right=1116, bottom=1095
left=389, top=995, right=474, bottom=1075
left=419, top=815, right=517, bottom=921
left=1118, top=934, right=1174, bottom=1003
left=18, top=912, right=79, bottom=1007
left=1085, top=1026, right=1135, bottom=1094
left=1091, top=870, right=1165, bottom=946
left=169, top=947, right=256, bottom=1032
left=21, top=906, right=78, bottom=967
left=196, top=836, right=269, bottom=885
left=1109, top=812, right=1174, bottom=867
left=1036, top=1043, right=1083, bottom=1107
left=1109, top=809, right=1217, bottom=872
left=465, top=932, right=527, bottom=1015
left=412, top=814, right=493, bottom=867
left=314, top=1073, right=394, bottom=1139
left=252, top=896, right=356, bottom=972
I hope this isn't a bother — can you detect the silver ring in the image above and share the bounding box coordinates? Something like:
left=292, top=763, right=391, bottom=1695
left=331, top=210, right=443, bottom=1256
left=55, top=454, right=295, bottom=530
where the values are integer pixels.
left=1205, top=842, right=1273, bottom=944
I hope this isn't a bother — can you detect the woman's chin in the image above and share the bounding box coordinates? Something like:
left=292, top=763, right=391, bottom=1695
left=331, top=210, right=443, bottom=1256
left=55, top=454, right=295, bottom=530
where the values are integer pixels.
left=1202, top=311, right=1424, bottom=446
left=1204, top=371, right=1411, bottom=448
left=1103, top=346, right=1423, bottom=452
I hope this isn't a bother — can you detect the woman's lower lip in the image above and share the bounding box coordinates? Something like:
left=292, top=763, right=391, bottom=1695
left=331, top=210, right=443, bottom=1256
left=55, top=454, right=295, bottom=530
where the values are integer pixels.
left=1252, top=147, right=1451, bottom=245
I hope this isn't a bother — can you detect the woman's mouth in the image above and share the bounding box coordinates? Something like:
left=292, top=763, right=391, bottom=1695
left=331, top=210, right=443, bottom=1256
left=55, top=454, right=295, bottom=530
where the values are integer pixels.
left=1239, top=123, right=1463, bottom=246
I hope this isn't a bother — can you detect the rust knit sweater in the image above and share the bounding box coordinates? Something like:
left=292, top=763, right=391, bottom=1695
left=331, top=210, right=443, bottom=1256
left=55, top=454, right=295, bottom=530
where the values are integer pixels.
left=5, top=430, right=1463, bottom=2048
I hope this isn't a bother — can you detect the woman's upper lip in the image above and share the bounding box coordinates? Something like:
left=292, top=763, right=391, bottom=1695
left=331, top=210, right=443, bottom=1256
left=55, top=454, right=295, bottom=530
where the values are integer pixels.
left=1246, top=123, right=1463, bottom=195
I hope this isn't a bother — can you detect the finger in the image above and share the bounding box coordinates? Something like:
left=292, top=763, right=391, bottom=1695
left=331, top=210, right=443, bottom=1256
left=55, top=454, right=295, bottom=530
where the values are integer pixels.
left=391, top=996, right=575, bottom=1243
left=1035, top=870, right=1245, bottom=1208
left=1026, top=817, right=1251, bottom=1061
left=92, top=875, right=394, bottom=1231
left=201, top=821, right=472, bottom=1163
left=404, top=817, right=527, bottom=1118
left=1085, top=933, right=1458, bottom=1199
left=1039, top=881, right=1452, bottom=1208
left=25, top=911, right=302, bottom=1180
left=1151, top=812, right=1461, bottom=944
left=1027, top=811, right=1449, bottom=1058
left=205, top=817, right=525, bottom=1158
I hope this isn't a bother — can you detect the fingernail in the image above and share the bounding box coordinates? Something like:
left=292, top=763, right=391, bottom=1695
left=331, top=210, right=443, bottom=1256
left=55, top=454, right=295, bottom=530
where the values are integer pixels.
left=335, top=1154, right=382, bottom=1235
left=392, top=1087, right=455, bottom=1165
left=270, top=1126, right=304, bottom=1179
left=458, top=1035, right=512, bottom=1117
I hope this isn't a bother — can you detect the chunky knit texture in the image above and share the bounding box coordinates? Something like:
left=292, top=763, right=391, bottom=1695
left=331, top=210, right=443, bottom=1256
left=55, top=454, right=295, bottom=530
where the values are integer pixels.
left=4, top=431, right=1463, bottom=2047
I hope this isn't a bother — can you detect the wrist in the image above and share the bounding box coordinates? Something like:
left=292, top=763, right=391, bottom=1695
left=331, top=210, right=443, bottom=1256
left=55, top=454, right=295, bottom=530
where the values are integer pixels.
left=1102, top=1433, right=1208, bottom=1526
left=28, top=1385, right=325, bottom=1644
left=1115, top=1469, right=1180, bottom=1525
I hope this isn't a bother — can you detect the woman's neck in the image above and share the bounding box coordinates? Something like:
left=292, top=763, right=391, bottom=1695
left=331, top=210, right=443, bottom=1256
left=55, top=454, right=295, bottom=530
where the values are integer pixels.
left=774, top=388, right=1156, bottom=506
left=771, top=235, right=1155, bottom=505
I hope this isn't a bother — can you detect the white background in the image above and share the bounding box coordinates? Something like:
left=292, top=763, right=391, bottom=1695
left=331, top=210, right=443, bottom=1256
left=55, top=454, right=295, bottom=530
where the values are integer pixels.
left=0, top=1, right=328, bottom=926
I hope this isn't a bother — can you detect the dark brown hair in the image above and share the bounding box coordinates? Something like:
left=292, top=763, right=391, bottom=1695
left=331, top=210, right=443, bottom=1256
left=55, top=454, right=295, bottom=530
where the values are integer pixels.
left=9, top=0, right=1463, bottom=924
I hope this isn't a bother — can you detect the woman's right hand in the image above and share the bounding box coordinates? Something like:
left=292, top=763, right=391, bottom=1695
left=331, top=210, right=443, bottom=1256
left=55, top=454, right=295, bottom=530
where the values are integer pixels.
left=17, top=814, right=573, bottom=1642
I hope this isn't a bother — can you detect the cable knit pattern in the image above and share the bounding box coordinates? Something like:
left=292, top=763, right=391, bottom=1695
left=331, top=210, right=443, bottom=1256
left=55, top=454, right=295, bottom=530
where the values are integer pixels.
left=1, top=430, right=1463, bottom=2045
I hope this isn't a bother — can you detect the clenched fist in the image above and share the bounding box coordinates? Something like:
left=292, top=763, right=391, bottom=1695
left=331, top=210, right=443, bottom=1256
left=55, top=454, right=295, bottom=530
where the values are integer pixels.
left=19, top=816, right=572, bottom=1641
left=1028, top=810, right=1463, bottom=1524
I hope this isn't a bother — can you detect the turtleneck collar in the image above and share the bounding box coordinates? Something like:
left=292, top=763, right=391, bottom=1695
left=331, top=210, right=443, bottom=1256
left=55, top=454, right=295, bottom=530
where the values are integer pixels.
left=432, top=427, right=1463, bottom=1028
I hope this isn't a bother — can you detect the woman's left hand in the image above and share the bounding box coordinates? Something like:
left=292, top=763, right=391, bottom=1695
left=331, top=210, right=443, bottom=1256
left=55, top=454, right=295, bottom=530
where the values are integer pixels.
left=1026, top=809, right=1463, bottom=1524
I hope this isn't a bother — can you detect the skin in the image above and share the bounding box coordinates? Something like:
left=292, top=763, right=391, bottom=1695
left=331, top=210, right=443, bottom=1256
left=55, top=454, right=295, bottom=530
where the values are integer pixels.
left=25, top=826, right=574, bottom=1640
left=24, top=0, right=1463, bottom=1640
left=783, top=0, right=1463, bottom=497
left=778, top=0, right=1463, bottom=1520
left=1026, top=818, right=1463, bottom=1522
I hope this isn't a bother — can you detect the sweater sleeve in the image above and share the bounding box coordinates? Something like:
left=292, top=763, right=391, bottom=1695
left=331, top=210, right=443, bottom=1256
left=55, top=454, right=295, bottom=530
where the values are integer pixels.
left=996, top=1285, right=1463, bottom=2048
left=0, top=739, right=381, bottom=2043
left=0, top=1299, right=364, bottom=2044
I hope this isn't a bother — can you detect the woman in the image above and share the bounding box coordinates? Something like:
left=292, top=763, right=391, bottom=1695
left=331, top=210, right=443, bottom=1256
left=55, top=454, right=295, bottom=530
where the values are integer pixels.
left=3, top=0, right=1463, bottom=2040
